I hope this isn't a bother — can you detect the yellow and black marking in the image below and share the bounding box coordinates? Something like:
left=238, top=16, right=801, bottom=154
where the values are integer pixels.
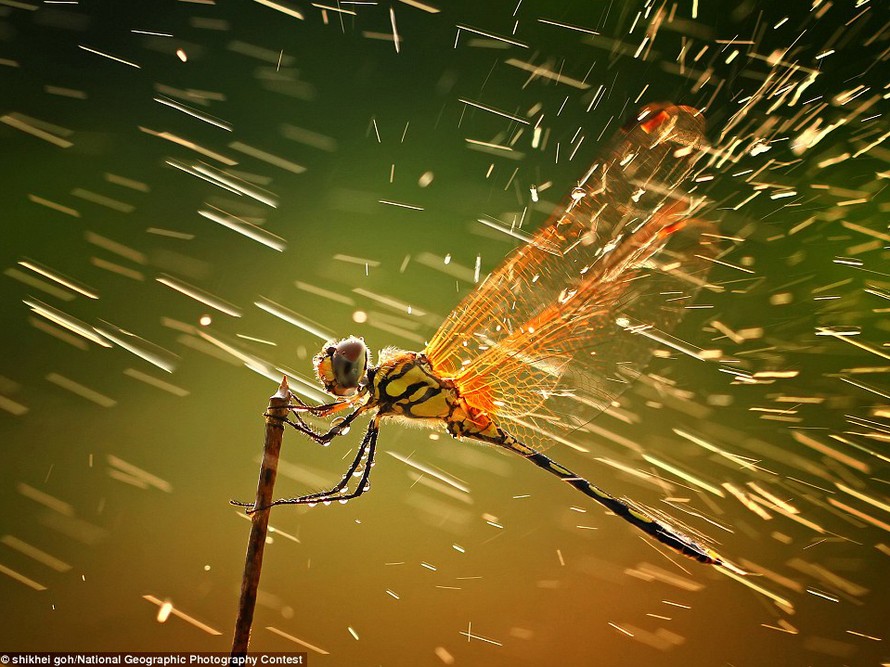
left=370, top=352, right=456, bottom=420
left=369, top=352, right=500, bottom=436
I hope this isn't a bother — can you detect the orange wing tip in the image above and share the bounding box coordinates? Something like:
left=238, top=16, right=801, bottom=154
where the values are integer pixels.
left=640, top=109, right=673, bottom=134
left=630, top=102, right=705, bottom=134
left=658, top=219, right=688, bottom=238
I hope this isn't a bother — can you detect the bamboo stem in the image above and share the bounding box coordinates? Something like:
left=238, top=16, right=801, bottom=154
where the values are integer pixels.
left=231, top=376, right=290, bottom=657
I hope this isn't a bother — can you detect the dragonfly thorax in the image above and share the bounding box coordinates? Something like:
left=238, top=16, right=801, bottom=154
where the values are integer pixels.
left=367, top=349, right=452, bottom=420
left=366, top=348, right=504, bottom=443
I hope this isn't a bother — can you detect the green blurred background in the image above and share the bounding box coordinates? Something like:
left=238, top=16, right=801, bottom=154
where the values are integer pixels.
left=1, top=0, right=888, bottom=664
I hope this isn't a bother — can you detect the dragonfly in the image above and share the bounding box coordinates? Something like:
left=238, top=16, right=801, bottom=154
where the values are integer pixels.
left=234, top=102, right=728, bottom=567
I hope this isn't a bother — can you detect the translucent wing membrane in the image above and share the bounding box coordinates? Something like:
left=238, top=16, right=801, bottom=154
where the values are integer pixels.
left=425, top=104, right=719, bottom=451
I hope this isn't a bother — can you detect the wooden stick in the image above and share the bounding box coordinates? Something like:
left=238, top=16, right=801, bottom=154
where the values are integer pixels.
left=231, top=376, right=290, bottom=657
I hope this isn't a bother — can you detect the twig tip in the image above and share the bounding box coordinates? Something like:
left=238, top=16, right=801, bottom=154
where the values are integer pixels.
left=275, top=375, right=290, bottom=398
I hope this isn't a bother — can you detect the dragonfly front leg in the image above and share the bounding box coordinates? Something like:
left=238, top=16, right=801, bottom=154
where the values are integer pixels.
left=280, top=406, right=365, bottom=446
left=286, top=391, right=353, bottom=418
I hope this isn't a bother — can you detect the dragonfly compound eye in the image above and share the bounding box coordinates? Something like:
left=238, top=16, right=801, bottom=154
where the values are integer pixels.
left=314, top=336, right=368, bottom=396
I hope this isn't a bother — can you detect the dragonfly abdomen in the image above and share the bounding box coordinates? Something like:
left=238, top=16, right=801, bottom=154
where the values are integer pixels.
left=474, top=428, right=723, bottom=566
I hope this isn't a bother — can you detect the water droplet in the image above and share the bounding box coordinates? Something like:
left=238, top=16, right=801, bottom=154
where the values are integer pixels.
left=332, top=417, right=351, bottom=436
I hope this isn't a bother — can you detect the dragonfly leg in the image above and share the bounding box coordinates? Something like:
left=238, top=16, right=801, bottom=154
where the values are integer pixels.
left=231, top=417, right=380, bottom=513
left=285, top=391, right=354, bottom=417
left=276, top=406, right=365, bottom=446
left=489, top=430, right=723, bottom=566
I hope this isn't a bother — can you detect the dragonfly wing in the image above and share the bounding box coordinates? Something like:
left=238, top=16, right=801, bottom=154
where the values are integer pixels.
left=425, top=103, right=718, bottom=450
left=530, top=217, right=720, bottom=445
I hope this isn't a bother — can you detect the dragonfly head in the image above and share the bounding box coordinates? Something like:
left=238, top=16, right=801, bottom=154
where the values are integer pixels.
left=314, top=336, right=369, bottom=396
